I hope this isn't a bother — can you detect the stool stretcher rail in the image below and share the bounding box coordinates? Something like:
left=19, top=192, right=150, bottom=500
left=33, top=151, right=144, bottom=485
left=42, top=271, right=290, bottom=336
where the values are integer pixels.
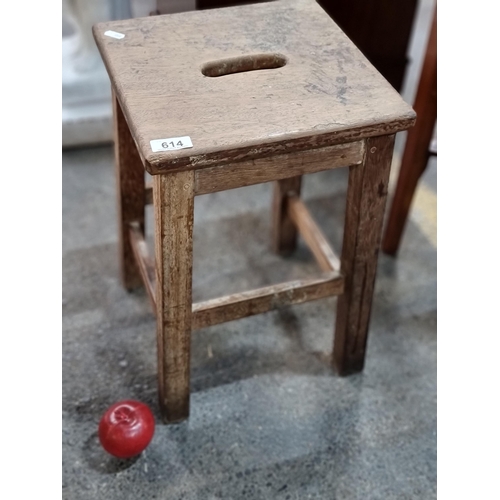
left=191, top=272, right=344, bottom=330
left=128, top=220, right=344, bottom=328
left=128, top=222, right=156, bottom=310
left=287, top=196, right=341, bottom=272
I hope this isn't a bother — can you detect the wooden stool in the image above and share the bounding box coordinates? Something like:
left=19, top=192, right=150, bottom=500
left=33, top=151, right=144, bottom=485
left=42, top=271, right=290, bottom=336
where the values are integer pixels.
left=93, top=0, right=415, bottom=424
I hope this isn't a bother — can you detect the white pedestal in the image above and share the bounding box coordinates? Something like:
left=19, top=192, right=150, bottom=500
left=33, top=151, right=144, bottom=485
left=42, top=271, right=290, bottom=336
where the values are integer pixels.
left=62, top=0, right=163, bottom=148
left=62, top=0, right=116, bottom=148
left=62, top=35, right=113, bottom=148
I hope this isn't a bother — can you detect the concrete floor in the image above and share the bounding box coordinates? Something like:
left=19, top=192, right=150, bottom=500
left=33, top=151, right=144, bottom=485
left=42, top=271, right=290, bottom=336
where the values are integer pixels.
left=62, top=146, right=436, bottom=499
left=62, top=3, right=436, bottom=498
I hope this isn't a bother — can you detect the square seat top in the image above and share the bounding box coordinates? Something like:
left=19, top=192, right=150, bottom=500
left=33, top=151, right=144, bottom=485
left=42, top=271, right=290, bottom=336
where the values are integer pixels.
left=94, top=0, right=415, bottom=174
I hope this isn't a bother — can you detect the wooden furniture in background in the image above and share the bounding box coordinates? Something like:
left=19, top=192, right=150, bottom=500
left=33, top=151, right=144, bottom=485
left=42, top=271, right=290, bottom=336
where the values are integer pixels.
left=94, top=0, right=415, bottom=423
left=382, top=5, right=437, bottom=255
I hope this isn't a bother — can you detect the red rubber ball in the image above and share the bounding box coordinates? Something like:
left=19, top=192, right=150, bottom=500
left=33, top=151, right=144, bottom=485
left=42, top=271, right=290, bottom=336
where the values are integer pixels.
left=98, top=400, right=155, bottom=458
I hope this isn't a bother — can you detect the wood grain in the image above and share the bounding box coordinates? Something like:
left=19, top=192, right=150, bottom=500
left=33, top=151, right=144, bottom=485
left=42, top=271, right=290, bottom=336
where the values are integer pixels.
left=113, top=92, right=145, bottom=289
left=93, top=0, right=415, bottom=174
left=194, top=142, right=363, bottom=195
left=287, top=196, right=340, bottom=272
left=153, top=171, right=194, bottom=423
left=334, top=135, right=395, bottom=375
left=192, top=272, right=344, bottom=330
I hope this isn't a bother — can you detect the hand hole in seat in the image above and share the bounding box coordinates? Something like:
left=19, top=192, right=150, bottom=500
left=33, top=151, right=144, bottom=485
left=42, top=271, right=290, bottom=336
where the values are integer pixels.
left=201, top=53, right=287, bottom=77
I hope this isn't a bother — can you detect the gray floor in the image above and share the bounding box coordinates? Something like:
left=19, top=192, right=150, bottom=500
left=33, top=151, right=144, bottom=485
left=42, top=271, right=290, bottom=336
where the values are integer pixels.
left=63, top=2, right=436, bottom=497
left=62, top=144, right=436, bottom=499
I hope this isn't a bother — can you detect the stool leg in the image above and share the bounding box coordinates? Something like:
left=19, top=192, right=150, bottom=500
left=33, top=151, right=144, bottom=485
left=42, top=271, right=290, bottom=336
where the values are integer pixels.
left=334, top=135, right=395, bottom=375
left=271, top=176, right=302, bottom=255
left=153, top=171, right=194, bottom=423
left=113, top=93, right=145, bottom=290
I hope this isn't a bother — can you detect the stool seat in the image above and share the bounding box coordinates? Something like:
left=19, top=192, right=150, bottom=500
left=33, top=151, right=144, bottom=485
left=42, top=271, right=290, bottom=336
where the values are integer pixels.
left=93, top=0, right=414, bottom=174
